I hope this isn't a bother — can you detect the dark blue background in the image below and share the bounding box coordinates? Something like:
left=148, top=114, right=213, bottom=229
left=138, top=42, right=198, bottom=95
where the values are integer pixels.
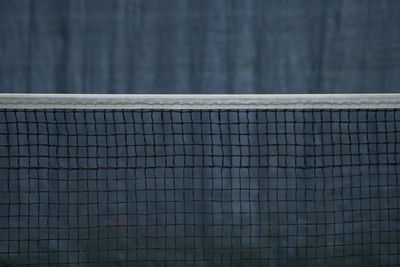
left=1, top=0, right=400, bottom=94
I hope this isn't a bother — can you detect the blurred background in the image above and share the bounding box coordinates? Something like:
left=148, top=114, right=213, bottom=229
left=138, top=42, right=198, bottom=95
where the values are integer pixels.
left=1, top=0, right=400, bottom=94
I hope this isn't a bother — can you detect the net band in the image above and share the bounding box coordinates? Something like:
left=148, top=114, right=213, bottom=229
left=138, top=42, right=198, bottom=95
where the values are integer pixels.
left=1, top=94, right=400, bottom=109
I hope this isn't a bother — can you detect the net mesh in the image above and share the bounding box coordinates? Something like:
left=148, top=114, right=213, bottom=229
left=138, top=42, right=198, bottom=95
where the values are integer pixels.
left=0, top=109, right=399, bottom=266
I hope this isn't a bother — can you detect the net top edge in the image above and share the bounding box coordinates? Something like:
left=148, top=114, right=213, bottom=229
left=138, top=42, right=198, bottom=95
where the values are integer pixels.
left=1, top=94, right=400, bottom=109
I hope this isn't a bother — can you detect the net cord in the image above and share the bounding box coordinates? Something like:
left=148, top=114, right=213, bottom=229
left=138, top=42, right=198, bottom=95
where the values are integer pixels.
left=1, top=94, right=400, bottom=109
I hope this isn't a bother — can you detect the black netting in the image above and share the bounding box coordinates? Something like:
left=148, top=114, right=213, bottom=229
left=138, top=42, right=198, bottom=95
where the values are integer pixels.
left=0, top=109, right=399, bottom=266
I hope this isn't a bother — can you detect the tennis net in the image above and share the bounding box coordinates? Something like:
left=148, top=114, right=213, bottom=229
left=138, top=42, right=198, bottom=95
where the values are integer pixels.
left=0, top=94, right=399, bottom=266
